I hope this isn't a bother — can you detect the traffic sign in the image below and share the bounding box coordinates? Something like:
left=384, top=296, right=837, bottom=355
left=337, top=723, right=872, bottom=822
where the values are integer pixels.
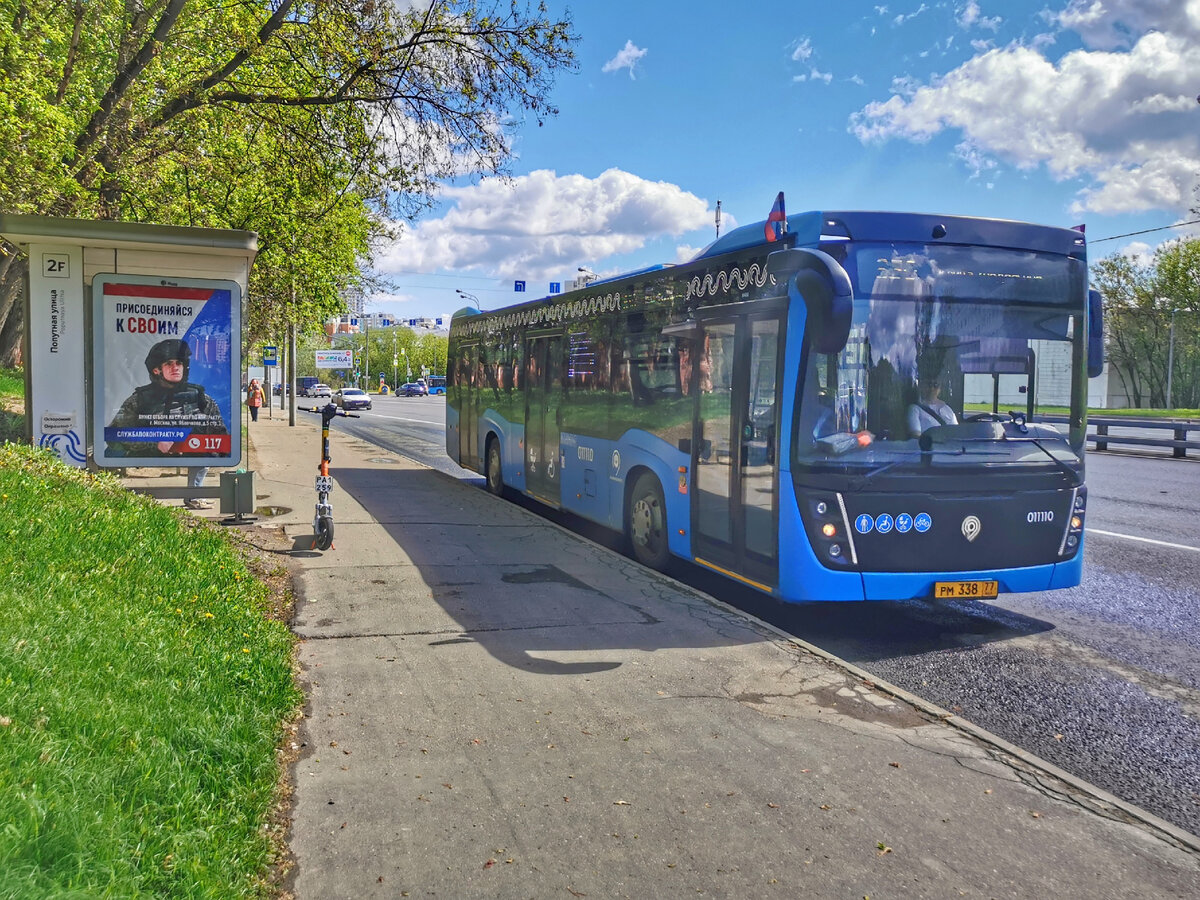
left=263, top=345, right=278, bottom=366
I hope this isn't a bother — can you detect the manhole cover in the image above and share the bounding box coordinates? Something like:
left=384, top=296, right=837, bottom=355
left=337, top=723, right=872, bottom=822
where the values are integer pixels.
left=368, top=457, right=400, bottom=464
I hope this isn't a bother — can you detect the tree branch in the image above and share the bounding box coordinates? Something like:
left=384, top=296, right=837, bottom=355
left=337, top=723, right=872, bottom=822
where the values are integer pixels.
left=73, top=0, right=189, bottom=159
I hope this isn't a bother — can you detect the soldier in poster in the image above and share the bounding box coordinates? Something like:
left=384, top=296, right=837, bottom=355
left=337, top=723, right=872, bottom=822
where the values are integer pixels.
left=106, top=338, right=228, bottom=457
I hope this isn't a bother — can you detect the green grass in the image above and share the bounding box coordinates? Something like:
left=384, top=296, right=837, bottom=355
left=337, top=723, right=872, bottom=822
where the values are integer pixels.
left=0, top=368, right=24, bottom=443
left=0, top=444, right=301, bottom=898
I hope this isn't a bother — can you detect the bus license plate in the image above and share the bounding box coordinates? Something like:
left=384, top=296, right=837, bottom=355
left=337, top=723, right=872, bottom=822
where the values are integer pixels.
left=934, top=580, right=999, bottom=600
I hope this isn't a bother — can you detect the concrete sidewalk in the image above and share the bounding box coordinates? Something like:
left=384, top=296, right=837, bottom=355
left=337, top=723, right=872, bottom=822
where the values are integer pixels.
left=214, top=412, right=1198, bottom=897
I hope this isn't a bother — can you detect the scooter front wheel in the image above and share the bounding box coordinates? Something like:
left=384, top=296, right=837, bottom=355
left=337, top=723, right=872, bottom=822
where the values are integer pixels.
left=315, top=515, right=334, bottom=550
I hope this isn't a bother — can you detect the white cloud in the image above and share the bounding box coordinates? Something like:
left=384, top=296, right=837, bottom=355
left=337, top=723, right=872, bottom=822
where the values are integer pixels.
left=791, top=37, right=814, bottom=62
left=375, top=169, right=713, bottom=282
left=893, top=4, right=929, bottom=26
left=602, top=40, right=648, bottom=79
left=849, top=16, right=1200, bottom=217
left=957, top=1, right=1002, bottom=31
left=1055, top=0, right=1200, bottom=50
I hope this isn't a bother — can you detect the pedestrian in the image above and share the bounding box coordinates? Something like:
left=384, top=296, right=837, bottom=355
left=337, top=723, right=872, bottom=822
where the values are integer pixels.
left=186, top=466, right=212, bottom=510
left=246, top=378, right=265, bottom=422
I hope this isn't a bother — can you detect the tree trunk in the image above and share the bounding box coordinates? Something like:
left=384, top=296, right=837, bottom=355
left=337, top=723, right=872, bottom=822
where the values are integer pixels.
left=0, top=250, right=26, bottom=368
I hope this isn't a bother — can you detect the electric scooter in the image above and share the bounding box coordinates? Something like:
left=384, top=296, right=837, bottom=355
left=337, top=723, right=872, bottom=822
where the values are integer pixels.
left=308, top=402, right=358, bottom=550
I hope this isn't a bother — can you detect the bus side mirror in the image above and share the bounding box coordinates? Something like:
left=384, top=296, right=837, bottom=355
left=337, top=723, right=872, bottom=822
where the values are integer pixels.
left=787, top=249, right=853, bottom=354
left=1087, top=289, right=1104, bottom=378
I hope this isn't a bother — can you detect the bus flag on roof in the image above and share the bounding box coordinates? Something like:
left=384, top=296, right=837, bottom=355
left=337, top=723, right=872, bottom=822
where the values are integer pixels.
left=765, top=192, right=787, bottom=242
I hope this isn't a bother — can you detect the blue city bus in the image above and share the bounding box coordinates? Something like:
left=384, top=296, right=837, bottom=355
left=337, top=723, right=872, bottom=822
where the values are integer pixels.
left=446, top=209, right=1104, bottom=603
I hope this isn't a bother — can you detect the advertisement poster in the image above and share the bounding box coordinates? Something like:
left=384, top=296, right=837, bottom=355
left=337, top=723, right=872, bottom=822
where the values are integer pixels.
left=316, top=349, right=353, bottom=369
left=92, top=273, right=241, bottom=468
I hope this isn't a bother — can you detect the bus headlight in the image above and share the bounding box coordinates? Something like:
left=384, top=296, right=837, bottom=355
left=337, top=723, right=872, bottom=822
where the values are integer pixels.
left=1059, top=486, right=1086, bottom=557
left=805, top=494, right=854, bottom=567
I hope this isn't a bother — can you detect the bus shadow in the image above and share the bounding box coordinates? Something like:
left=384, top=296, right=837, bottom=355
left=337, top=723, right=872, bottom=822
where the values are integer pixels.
left=321, top=466, right=771, bottom=675
left=496, top=492, right=1059, bottom=666
left=671, top=568, right=1057, bottom=666
left=322, top=465, right=1056, bottom=674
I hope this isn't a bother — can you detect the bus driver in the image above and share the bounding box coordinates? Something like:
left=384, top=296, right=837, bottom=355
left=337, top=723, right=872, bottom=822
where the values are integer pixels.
left=907, top=377, right=958, bottom=437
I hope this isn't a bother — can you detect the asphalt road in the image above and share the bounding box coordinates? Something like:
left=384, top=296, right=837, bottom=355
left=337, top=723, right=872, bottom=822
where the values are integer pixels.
left=319, top=395, right=1200, bottom=837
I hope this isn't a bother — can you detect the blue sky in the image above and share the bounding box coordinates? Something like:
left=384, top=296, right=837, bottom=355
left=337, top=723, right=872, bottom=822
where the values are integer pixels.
left=371, top=0, right=1200, bottom=319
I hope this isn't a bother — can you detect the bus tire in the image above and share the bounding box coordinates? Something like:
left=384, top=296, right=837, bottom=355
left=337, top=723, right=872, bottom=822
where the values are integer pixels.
left=485, top=437, right=505, bottom=497
left=628, top=471, right=670, bottom=570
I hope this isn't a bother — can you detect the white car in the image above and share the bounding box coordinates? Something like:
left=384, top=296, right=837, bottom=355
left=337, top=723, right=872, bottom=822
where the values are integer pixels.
left=307, top=383, right=332, bottom=399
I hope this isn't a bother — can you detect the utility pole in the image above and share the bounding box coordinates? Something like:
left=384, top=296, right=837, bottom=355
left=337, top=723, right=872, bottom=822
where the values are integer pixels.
left=715, top=199, right=722, bottom=238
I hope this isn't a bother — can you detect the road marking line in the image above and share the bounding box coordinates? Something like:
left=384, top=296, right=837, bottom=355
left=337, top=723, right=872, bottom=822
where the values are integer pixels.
left=358, top=413, right=435, bottom=425
left=1087, top=528, right=1200, bottom=553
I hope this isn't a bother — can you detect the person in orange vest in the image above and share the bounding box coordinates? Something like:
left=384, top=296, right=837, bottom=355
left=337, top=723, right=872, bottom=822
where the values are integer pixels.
left=246, top=378, right=266, bottom=422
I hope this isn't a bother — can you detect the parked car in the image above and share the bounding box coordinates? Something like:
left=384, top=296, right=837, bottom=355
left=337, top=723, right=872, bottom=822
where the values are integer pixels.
left=333, top=387, right=372, bottom=410
left=399, top=381, right=427, bottom=397
left=306, top=383, right=332, bottom=399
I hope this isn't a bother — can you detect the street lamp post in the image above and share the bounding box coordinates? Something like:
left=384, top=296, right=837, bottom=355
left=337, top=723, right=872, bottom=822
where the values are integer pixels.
left=392, top=330, right=398, bottom=391
left=401, top=347, right=411, bottom=382
left=456, top=288, right=479, bottom=306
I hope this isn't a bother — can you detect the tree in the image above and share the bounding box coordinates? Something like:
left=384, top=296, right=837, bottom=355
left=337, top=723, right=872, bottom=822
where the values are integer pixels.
left=1093, top=237, right=1200, bottom=409
left=1152, top=238, right=1200, bottom=408
left=0, top=0, right=577, bottom=365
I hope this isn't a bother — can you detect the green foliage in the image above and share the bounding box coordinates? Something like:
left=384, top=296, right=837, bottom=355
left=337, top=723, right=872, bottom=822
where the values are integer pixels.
left=0, top=1, right=579, bottom=361
left=1093, top=237, right=1200, bottom=408
left=0, top=444, right=301, bottom=898
left=333, top=327, right=447, bottom=388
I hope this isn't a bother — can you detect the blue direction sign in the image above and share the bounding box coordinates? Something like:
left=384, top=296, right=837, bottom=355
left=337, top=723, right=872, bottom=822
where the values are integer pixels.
left=549, top=282, right=562, bottom=294
left=514, top=280, right=526, bottom=292
left=263, top=345, right=278, bottom=366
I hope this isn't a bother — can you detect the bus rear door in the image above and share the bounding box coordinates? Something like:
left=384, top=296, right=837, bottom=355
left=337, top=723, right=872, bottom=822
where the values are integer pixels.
left=457, top=342, right=479, bottom=468
left=524, top=332, right=563, bottom=506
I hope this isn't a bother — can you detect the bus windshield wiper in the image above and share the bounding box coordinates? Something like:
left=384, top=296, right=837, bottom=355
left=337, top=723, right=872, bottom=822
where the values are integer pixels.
left=1026, top=438, right=1081, bottom=479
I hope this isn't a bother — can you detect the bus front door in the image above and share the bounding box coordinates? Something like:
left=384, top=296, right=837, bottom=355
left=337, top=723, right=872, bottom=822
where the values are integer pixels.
left=692, top=316, right=781, bottom=590
left=524, top=333, right=563, bottom=506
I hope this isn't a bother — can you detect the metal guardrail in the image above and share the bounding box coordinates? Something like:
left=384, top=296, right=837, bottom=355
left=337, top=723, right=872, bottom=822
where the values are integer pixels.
left=1036, top=415, right=1200, bottom=459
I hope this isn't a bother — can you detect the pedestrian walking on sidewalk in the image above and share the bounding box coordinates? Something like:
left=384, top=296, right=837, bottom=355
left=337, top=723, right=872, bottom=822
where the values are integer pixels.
left=246, top=378, right=265, bottom=422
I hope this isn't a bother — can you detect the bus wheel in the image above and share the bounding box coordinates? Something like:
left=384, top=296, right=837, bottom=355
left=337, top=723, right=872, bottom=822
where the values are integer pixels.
left=486, top=439, right=505, bottom=497
left=628, top=472, right=670, bottom=570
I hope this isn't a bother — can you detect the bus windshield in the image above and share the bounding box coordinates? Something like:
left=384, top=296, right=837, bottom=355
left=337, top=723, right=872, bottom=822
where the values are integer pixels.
left=793, top=241, right=1087, bottom=480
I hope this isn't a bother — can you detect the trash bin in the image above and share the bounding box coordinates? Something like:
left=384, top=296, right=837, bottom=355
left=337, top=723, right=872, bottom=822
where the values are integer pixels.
left=220, top=470, right=255, bottom=522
